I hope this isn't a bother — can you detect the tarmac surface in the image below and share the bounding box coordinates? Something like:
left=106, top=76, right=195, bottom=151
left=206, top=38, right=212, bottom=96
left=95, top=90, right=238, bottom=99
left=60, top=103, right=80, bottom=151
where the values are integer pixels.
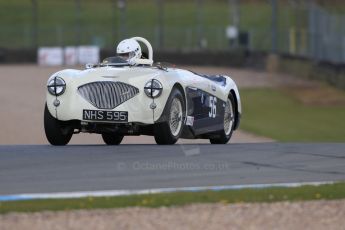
left=0, top=143, right=344, bottom=195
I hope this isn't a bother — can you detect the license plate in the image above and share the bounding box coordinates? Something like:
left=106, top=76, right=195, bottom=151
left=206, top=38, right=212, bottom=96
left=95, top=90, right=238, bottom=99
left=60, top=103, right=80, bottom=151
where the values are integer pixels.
left=83, top=110, right=128, bottom=122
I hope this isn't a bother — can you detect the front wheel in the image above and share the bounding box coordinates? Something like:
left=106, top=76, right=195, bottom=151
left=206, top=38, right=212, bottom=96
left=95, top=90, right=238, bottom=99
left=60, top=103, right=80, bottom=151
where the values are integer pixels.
left=101, top=133, right=124, bottom=145
left=209, top=94, right=236, bottom=144
left=44, top=104, right=73, bottom=146
left=154, top=88, right=185, bottom=145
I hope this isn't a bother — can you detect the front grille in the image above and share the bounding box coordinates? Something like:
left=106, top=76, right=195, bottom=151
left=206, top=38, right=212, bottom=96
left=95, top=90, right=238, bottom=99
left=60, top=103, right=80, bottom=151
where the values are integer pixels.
left=78, top=81, right=139, bottom=109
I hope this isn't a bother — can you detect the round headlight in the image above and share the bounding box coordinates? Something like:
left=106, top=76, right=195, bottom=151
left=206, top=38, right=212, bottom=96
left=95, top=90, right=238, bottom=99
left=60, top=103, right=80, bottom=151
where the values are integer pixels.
left=47, top=77, right=66, bottom=96
left=144, top=79, right=163, bottom=98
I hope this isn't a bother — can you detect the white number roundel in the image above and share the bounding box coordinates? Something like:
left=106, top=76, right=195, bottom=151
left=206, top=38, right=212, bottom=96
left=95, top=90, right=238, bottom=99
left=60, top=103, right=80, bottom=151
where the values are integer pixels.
left=209, top=96, right=217, bottom=118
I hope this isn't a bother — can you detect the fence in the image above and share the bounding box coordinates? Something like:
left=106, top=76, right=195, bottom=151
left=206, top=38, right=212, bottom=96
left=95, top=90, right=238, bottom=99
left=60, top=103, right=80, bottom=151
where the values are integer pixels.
left=0, top=0, right=344, bottom=64
left=308, top=3, right=345, bottom=63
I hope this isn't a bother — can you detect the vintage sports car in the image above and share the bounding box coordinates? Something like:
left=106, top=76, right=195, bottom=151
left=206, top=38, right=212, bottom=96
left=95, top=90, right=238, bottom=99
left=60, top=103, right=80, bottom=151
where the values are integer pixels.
left=44, top=37, right=241, bottom=145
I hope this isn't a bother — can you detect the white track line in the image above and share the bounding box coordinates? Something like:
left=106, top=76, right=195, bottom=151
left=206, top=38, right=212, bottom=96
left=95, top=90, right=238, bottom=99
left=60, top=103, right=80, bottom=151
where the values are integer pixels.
left=0, top=181, right=335, bottom=202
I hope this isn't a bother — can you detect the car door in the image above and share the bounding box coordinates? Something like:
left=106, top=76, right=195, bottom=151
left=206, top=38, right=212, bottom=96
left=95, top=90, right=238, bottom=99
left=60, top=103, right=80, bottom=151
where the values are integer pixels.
left=185, top=78, right=225, bottom=136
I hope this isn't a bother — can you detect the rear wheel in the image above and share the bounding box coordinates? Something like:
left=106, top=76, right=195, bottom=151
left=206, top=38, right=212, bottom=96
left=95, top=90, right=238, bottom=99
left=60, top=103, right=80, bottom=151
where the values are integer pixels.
left=44, top=104, right=73, bottom=146
left=154, top=88, right=185, bottom=145
left=102, top=133, right=124, bottom=145
left=209, top=94, right=235, bottom=144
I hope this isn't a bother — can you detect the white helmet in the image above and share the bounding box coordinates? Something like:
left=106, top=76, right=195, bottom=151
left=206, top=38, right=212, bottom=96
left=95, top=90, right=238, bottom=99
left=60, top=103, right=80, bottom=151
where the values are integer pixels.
left=116, top=38, right=142, bottom=63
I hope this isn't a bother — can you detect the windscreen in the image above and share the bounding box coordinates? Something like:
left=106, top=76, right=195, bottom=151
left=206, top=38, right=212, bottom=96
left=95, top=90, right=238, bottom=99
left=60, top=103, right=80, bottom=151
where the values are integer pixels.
left=101, top=56, right=129, bottom=66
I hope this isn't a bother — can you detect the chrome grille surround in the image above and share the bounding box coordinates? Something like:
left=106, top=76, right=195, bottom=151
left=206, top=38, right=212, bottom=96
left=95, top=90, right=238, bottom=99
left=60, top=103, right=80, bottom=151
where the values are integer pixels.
left=78, top=81, right=139, bottom=109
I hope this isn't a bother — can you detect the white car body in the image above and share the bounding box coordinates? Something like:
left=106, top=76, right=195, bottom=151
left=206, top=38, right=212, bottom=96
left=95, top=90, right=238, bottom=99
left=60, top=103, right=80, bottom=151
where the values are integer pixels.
left=46, top=66, right=241, bottom=124
left=44, top=37, right=241, bottom=145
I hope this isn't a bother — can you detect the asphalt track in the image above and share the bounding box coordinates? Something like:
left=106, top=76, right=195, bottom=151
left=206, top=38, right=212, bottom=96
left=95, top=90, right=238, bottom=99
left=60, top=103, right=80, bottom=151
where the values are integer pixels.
left=0, top=143, right=345, bottom=195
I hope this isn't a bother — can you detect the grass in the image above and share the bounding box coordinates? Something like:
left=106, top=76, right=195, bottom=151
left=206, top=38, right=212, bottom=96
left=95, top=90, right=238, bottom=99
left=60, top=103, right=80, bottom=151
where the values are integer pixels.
left=0, top=182, right=344, bottom=214
left=240, top=88, right=345, bottom=142
left=0, top=0, right=303, bottom=50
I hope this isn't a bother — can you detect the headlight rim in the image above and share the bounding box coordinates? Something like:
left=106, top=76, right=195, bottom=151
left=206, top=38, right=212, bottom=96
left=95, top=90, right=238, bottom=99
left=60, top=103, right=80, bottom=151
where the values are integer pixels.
left=144, top=79, right=163, bottom=98
left=47, top=76, right=66, bottom=96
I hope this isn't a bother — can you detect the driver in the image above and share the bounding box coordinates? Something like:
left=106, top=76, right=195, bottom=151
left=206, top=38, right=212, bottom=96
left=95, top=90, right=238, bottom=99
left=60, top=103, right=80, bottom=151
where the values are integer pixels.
left=116, top=38, right=142, bottom=64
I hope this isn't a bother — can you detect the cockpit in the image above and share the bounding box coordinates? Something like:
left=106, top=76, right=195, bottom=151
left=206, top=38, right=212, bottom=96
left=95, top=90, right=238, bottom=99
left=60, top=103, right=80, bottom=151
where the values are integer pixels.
left=91, top=37, right=154, bottom=69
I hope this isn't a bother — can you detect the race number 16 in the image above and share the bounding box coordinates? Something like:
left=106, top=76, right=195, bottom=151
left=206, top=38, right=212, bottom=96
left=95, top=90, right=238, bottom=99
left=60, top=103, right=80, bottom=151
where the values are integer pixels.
left=209, top=96, right=217, bottom=118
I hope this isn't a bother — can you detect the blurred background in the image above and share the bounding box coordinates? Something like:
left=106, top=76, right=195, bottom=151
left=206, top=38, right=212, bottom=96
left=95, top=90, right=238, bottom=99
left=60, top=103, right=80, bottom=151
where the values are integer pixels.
left=0, top=0, right=344, bottom=144
left=1, top=0, right=345, bottom=62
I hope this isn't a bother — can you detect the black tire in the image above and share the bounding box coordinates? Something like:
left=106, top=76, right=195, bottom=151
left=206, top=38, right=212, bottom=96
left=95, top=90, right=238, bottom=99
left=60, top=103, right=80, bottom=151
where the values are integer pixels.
left=154, top=88, right=185, bottom=145
left=101, top=133, right=124, bottom=145
left=44, top=104, right=73, bottom=146
left=209, top=93, right=236, bottom=144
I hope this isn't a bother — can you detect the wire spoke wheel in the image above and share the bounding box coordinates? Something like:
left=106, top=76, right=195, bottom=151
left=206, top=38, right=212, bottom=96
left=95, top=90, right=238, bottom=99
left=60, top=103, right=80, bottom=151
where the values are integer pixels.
left=154, top=88, right=185, bottom=145
left=209, top=94, right=236, bottom=144
left=169, top=98, right=183, bottom=137
left=224, top=98, right=234, bottom=136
